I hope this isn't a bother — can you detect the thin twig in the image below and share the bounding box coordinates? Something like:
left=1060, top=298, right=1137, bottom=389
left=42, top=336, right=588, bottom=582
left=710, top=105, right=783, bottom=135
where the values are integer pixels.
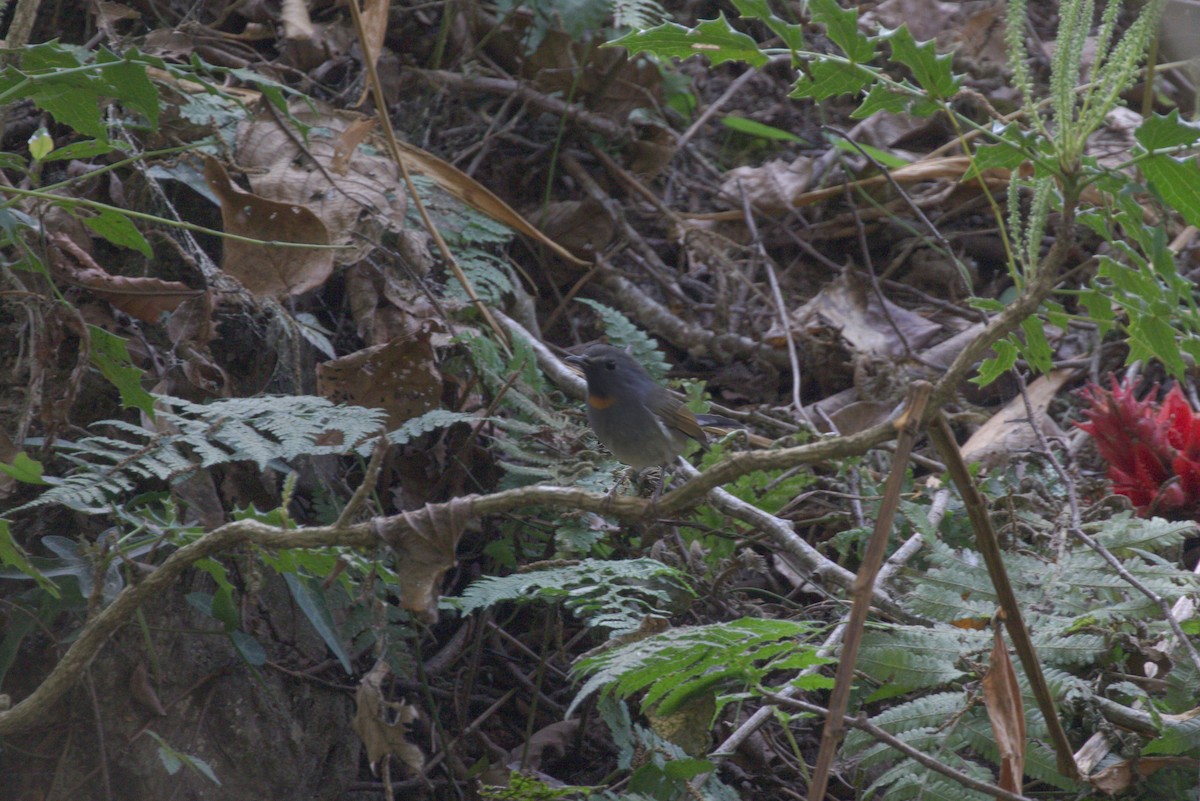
left=928, top=411, right=1080, bottom=780
left=807, top=381, right=932, bottom=801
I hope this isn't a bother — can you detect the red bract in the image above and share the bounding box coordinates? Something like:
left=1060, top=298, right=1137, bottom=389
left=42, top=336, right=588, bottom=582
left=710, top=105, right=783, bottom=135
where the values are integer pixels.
left=1077, top=379, right=1200, bottom=519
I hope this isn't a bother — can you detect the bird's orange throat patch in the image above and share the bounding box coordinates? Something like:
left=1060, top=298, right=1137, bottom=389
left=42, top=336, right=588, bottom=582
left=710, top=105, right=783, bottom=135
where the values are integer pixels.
left=587, top=394, right=616, bottom=410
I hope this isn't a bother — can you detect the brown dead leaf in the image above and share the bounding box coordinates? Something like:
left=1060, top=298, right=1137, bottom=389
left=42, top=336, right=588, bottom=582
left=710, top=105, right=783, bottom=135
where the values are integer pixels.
left=203, top=155, right=334, bottom=298
left=781, top=271, right=941, bottom=360
left=372, top=498, right=475, bottom=622
left=93, top=2, right=141, bottom=25
left=391, top=138, right=587, bottom=267
left=524, top=30, right=663, bottom=123
left=1089, top=756, right=1200, bottom=794
left=235, top=109, right=405, bottom=265
left=129, top=662, right=167, bottom=717
left=345, top=262, right=438, bottom=346
left=47, top=232, right=201, bottom=323
left=720, top=156, right=815, bottom=215
left=352, top=659, right=425, bottom=774
left=960, top=369, right=1076, bottom=469
left=982, top=625, right=1026, bottom=793
left=280, top=0, right=314, bottom=39
left=331, top=118, right=377, bottom=175
left=353, top=0, right=390, bottom=106
left=316, top=322, right=441, bottom=428
left=825, top=399, right=900, bottom=436
left=166, top=293, right=228, bottom=396
left=502, top=720, right=579, bottom=771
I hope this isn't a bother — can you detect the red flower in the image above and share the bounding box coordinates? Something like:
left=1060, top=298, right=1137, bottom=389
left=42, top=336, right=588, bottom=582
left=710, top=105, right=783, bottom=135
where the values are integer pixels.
left=1076, top=379, right=1200, bottom=518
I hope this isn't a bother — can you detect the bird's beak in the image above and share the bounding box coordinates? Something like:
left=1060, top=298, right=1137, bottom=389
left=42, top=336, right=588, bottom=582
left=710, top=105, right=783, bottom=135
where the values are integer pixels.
left=564, top=354, right=586, bottom=367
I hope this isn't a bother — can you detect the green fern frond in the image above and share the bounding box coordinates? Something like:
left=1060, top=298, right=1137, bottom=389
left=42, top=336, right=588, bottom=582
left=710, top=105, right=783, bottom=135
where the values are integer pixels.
left=569, top=617, right=832, bottom=719
left=388, top=409, right=479, bottom=445
left=843, top=691, right=964, bottom=755
left=611, top=0, right=666, bottom=30
left=1091, top=514, right=1195, bottom=553
left=16, top=395, right=387, bottom=514
left=453, top=558, right=693, bottom=634
left=858, top=625, right=975, bottom=697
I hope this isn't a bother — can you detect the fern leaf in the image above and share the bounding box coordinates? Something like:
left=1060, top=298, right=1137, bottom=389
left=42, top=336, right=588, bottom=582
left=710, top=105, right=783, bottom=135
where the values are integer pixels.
left=453, top=558, right=693, bottom=635
left=15, top=395, right=387, bottom=513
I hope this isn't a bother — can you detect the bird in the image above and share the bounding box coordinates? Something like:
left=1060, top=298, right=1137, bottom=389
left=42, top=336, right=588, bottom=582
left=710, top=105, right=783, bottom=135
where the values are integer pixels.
left=566, top=344, right=712, bottom=491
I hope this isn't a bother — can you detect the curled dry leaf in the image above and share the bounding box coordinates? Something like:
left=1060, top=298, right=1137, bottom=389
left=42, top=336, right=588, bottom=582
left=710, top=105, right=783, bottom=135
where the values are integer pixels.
left=1088, top=756, right=1200, bottom=794
left=502, top=720, right=579, bottom=772
left=166, top=293, right=228, bottom=396
left=981, top=625, right=1026, bottom=793
left=372, top=497, right=475, bottom=622
left=47, top=232, right=201, bottom=323
left=720, top=157, right=815, bottom=215
left=352, top=660, right=425, bottom=775
left=959, top=369, right=1075, bottom=469
left=235, top=108, right=404, bottom=265
left=316, top=321, right=442, bottom=428
left=129, top=661, right=167, bottom=717
left=344, top=261, right=438, bottom=346
left=352, top=0, right=389, bottom=105
left=203, top=155, right=333, bottom=298
left=775, top=271, right=941, bottom=360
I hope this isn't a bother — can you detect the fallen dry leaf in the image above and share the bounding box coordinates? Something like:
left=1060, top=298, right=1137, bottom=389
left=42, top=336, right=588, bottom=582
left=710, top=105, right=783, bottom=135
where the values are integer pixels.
left=960, top=369, right=1076, bottom=468
left=352, top=659, right=425, bottom=774
left=203, top=155, right=334, bottom=298
left=48, top=232, right=201, bottom=323
left=316, top=321, right=442, bottom=428
left=235, top=109, right=405, bottom=265
left=780, top=270, right=942, bottom=360
left=1088, top=755, right=1200, bottom=794
left=982, top=625, right=1026, bottom=793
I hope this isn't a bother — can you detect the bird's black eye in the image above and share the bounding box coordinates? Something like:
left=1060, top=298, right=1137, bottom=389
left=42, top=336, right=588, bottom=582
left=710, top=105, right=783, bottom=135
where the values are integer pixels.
left=605, top=359, right=617, bottom=370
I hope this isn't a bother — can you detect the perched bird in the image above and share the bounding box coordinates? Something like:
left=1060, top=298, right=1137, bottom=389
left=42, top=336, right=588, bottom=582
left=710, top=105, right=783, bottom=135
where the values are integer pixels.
left=566, top=344, right=710, bottom=475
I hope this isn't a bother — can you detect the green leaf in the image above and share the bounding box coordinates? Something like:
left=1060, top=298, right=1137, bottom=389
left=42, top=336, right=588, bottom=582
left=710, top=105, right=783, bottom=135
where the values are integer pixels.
left=964, top=141, right=1028, bottom=178
left=576, top=298, right=670, bottom=378
left=31, top=76, right=107, bottom=139
left=722, top=114, right=808, bottom=143
left=606, top=15, right=769, bottom=68
left=827, top=134, right=908, bottom=168
left=732, top=0, right=804, bottom=54
left=972, top=337, right=1017, bottom=386
left=883, top=25, right=959, bottom=100
left=96, top=48, right=160, bottom=129
left=0, top=452, right=47, bottom=485
left=87, top=326, right=155, bottom=416
left=79, top=207, right=152, bottom=256
left=147, top=730, right=222, bottom=785
left=28, top=127, right=53, bottom=160
left=194, top=558, right=238, bottom=630
left=1141, top=153, right=1200, bottom=229
left=851, top=83, right=911, bottom=117
left=1020, top=316, right=1053, bottom=373
left=283, top=572, right=352, bottom=674
left=791, top=60, right=876, bottom=100
left=387, top=409, right=478, bottom=445
left=229, top=630, right=266, bottom=666
left=1131, top=313, right=1188, bottom=378
left=43, top=138, right=125, bottom=162
left=1135, top=110, right=1200, bottom=151
left=808, top=0, right=874, bottom=62
left=0, top=520, right=60, bottom=597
